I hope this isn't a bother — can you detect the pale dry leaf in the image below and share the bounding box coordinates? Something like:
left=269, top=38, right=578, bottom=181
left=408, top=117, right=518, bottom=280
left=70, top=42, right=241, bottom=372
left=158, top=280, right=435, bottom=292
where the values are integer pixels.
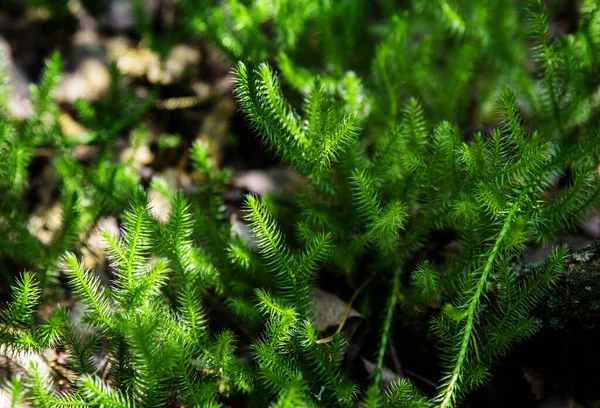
left=191, top=81, right=212, bottom=102
left=196, top=97, right=236, bottom=166
left=523, top=366, right=544, bottom=401
left=0, top=345, right=52, bottom=382
left=27, top=204, right=62, bottom=245
left=361, top=357, right=401, bottom=389
left=59, top=112, right=88, bottom=139
left=0, top=35, right=34, bottom=119
left=312, top=288, right=361, bottom=332
left=82, top=216, right=119, bottom=269
left=233, top=168, right=305, bottom=196
left=56, top=58, right=111, bottom=104
left=148, top=188, right=171, bottom=224
left=582, top=211, right=600, bottom=237
left=230, top=213, right=258, bottom=251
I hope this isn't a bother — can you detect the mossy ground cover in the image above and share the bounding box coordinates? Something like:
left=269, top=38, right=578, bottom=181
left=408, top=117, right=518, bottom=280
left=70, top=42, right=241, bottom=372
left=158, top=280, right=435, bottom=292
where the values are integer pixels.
left=1, top=1, right=600, bottom=407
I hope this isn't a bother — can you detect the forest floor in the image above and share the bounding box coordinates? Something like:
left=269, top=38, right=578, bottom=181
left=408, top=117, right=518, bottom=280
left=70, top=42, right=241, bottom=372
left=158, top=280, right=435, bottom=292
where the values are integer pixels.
left=1, top=2, right=599, bottom=407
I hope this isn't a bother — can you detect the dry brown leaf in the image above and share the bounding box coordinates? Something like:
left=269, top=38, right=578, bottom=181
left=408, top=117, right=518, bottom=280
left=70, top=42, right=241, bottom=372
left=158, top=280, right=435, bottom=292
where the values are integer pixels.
left=312, top=288, right=362, bottom=332
left=582, top=211, right=600, bottom=237
left=0, top=35, right=34, bottom=119
left=59, top=112, right=88, bottom=138
left=27, top=204, right=62, bottom=245
left=107, top=37, right=200, bottom=85
left=191, top=81, right=212, bottom=102
left=523, top=366, right=544, bottom=401
left=81, top=216, right=119, bottom=269
left=233, top=168, right=305, bottom=196
left=230, top=213, right=258, bottom=251
left=196, top=97, right=235, bottom=166
left=148, top=188, right=171, bottom=224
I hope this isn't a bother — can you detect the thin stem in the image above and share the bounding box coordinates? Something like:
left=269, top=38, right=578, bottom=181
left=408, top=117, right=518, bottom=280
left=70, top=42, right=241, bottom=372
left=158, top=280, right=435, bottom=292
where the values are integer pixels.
left=436, top=195, right=522, bottom=408
left=377, top=49, right=397, bottom=123
left=125, top=211, right=144, bottom=288
left=374, top=270, right=400, bottom=389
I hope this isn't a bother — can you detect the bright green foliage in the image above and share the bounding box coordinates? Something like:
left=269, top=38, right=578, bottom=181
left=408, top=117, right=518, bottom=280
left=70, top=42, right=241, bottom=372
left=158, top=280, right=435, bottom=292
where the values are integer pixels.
left=234, top=62, right=359, bottom=189
left=0, top=53, right=65, bottom=278
left=362, top=379, right=430, bottom=408
left=2, top=191, right=251, bottom=406
left=385, top=379, right=431, bottom=408
left=242, top=196, right=357, bottom=405
left=0, top=272, right=41, bottom=352
left=2, top=0, right=600, bottom=407
left=2, top=375, right=26, bottom=407
left=0, top=51, right=151, bottom=293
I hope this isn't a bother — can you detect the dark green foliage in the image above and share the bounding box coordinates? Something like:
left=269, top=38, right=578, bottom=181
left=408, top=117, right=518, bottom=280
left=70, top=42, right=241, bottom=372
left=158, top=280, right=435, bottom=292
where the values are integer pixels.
left=227, top=1, right=599, bottom=405
left=2, top=0, right=600, bottom=407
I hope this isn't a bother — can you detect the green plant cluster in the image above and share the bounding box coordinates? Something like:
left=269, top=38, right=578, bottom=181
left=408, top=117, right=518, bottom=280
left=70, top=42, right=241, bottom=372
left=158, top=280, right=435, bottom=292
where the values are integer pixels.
left=0, top=53, right=151, bottom=289
left=1, top=0, right=600, bottom=407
